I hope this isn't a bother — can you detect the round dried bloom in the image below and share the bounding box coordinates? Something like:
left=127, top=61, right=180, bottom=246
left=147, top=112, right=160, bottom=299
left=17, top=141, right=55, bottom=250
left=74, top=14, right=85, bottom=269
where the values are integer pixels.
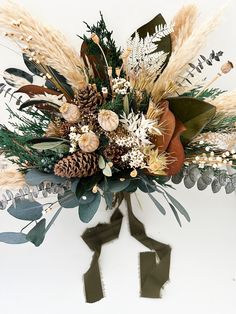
left=98, top=109, right=119, bottom=131
left=79, top=132, right=100, bottom=153
left=60, top=103, right=80, bottom=123
left=221, top=61, right=234, bottom=74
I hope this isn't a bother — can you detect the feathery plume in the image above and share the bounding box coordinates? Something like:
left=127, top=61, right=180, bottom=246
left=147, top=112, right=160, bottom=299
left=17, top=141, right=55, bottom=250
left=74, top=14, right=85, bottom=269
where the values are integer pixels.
left=0, top=1, right=87, bottom=92
left=209, top=90, right=236, bottom=115
left=171, top=4, right=198, bottom=52
left=151, top=7, right=224, bottom=103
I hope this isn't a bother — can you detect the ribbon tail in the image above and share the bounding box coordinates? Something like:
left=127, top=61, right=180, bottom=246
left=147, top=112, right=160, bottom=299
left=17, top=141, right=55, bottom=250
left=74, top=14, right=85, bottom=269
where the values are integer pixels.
left=82, top=208, right=123, bottom=303
left=124, top=192, right=171, bottom=298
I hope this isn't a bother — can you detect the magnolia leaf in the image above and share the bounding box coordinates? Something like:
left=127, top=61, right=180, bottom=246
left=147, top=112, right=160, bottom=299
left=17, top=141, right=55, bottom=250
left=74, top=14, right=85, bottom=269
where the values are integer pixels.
left=168, top=97, right=216, bottom=144
left=25, top=169, right=66, bottom=186
left=132, top=13, right=172, bottom=73
left=79, top=192, right=101, bottom=223
left=103, top=164, right=112, bottom=177
left=26, top=219, right=46, bottom=247
left=7, top=199, right=44, bottom=221
left=98, top=155, right=106, bottom=169
left=0, top=232, right=28, bottom=244
left=58, top=190, right=79, bottom=208
left=3, top=68, right=33, bottom=87
left=106, top=178, right=131, bottom=192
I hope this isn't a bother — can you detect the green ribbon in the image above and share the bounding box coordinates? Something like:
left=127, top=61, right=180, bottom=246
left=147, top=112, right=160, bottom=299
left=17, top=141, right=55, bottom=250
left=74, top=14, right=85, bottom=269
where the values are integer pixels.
left=82, top=192, right=171, bottom=303
left=82, top=208, right=123, bottom=303
left=124, top=192, right=171, bottom=298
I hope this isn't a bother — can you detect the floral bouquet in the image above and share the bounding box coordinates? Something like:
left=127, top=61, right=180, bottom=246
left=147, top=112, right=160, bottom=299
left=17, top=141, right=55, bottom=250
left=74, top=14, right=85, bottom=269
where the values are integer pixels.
left=0, top=2, right=235, bottom=303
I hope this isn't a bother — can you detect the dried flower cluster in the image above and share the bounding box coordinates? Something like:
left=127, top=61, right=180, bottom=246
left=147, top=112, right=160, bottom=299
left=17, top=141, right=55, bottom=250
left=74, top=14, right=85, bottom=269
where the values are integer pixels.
left=0, top=2, right=235, bottom=226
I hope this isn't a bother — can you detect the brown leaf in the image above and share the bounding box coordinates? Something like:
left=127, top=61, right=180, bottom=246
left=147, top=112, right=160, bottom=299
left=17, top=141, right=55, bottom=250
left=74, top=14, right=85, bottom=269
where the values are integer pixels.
left=81, top=41, right=107, bottom=81
left=165, top=119, right=186, bottom=176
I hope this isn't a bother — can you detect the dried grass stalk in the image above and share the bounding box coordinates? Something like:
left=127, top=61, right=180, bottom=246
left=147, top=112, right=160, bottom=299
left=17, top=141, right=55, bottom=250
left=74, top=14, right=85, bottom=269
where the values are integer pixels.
left=209, top=90, right=236, bottom=115
left=0, top=1, right=87, bottom=92
left=151, top=8, right=224, bottom=103
left=171, top=4, right=198, bottom=51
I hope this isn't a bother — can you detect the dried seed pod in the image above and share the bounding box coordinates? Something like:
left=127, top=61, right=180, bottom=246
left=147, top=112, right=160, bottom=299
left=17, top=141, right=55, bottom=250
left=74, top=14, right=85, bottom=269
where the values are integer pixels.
left=98, top=109, right=119, bottom=132
left=60, top=103, right=80, bottom=123
left=79, top=132, right=100, bottom=153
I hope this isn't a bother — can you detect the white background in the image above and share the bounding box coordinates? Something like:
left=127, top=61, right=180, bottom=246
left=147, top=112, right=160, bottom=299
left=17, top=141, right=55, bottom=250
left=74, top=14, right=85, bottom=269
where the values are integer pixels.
left=0, top=0, right=235, bottom=313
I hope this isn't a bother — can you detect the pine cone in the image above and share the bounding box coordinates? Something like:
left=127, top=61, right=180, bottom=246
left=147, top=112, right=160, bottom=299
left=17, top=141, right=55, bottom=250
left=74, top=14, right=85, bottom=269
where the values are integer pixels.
left=103, top=143, right=128, bottom=167
left=59, top=122, right=77, bottom=138
left=54, top=152, right=99, bottom=178
left=77, top=84, right=103, bottom=116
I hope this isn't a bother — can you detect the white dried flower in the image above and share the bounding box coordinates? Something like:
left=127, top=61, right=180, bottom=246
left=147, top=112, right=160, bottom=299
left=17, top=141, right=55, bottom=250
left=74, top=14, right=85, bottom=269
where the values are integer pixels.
left=81, top=125, right=90, bottom=133
left=120, top=111, right=162, bottom=146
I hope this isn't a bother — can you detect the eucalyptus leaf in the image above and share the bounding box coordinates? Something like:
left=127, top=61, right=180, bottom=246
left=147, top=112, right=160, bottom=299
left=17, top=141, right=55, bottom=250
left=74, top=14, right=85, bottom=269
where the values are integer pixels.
left=79, top=191, right=97, bottom=204
left=103, top=164, right=112, bottom=177
left=166, top=192, right=190, bottom=222
left=98, top=155, right=106, bottom=169
left=0, top=232, right=28, bottom=244
left=107, top=178, right=131, bottom=192
left=169, top=203, right=182, bottom=227
left=58, top=190, right=79, bottom=208
left=79, top=192, right=101, bottom=223
left=211, top=179, right=221, bottom=193
left=7, top=199, right=43, bottom=221
left=184, top=176, right=195, bottom=189
left=25, top=169, right=66, bottom=186
left=168, top=97, right=216, bottom=144
left=148, top=193, right=166, bottom=215
left=31, top=141, right=66, bottom=151
left=26, top=219, right=46, bottom=247
left=104, top=191, right=113, bottom=209
left=197, top=177, right=208, bottom=191
left=171, top=170, right=184, bottom=184
left=225, top=182, right=235, bottom=194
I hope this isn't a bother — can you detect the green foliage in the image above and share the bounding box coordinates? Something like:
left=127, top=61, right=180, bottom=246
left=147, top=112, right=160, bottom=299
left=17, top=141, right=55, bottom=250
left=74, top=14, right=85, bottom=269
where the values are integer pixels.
left=6, top=104, right=49, bottom=137
left=100, top=94, right=124, bottom=114
left=81, top=12, right=122, bottom=70
left=203, top=112, right=236, bottom=133
left=182, top=87, right=225, bottom=100
left=0, top=125, right=60, bottom=172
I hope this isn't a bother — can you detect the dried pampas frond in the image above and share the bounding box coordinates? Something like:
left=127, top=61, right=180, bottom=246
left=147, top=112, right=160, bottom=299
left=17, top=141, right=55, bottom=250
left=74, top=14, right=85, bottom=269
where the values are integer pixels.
left=209, top=90, right=236, bottom=115
left=0, top=1, right=87, bottom=92
left=171, top=4, right=198, bottom=52
left=0, top=155, right=25, bottom=188
left=151, top=7, right=224, bottom=103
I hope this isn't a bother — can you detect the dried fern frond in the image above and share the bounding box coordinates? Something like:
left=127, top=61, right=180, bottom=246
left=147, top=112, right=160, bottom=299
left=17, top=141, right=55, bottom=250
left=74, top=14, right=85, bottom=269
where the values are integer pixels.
left=171, top=4, right=198, bottom=52
left=151, top=8, right=224, bottom=103
left=209, top=90, right=236, bottom=115
left=0, top=1, right=87, bottom=92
